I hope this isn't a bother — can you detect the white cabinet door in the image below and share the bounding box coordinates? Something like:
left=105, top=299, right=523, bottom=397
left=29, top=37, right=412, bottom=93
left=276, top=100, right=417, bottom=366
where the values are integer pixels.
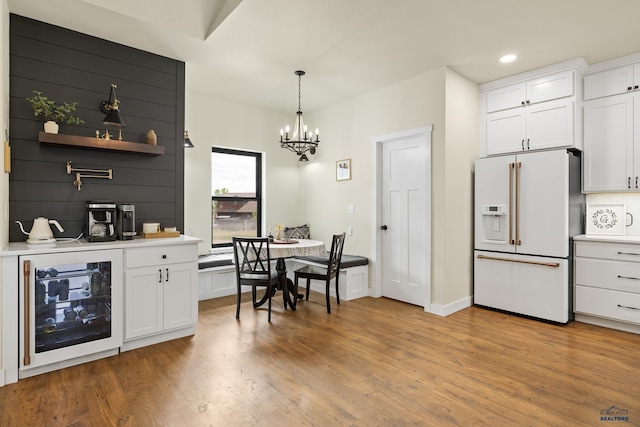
left=526, top=99, right=574, bottom=151
left=583, top=95, right=634, bottom=192
left=126, top=262, right=197, bottom=340
left=584, top=65, right=635, bottom=100
left=474, top=251, right=570, bottom=323
left=485, top=70, right=574, bottom=113
left=125, top=266, right=164, bottom=339
left=527, top=70, right=574, bottom=104
left=486, top=83, right=526, bottom=113
left=163, top=263, right=197, bottom=331
left=486, top=109, right=526, bottom=155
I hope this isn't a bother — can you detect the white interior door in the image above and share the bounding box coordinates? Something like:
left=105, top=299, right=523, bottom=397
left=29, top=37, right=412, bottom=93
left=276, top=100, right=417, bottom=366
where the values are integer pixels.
left=378, top=127, right=431, bottom=307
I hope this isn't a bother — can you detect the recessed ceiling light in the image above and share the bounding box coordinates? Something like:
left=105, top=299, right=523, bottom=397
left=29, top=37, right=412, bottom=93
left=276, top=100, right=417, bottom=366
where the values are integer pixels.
left=500, top=54, right=517, bottom=63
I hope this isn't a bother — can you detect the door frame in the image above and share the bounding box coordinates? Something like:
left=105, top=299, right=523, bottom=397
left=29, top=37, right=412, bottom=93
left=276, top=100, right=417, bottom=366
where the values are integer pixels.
left=371, top=125, right=432, bottom=311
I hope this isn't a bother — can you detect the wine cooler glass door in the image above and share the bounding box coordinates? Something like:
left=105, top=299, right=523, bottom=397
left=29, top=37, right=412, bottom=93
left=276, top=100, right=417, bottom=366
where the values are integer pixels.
left=19, top=249, right=123, bottom=373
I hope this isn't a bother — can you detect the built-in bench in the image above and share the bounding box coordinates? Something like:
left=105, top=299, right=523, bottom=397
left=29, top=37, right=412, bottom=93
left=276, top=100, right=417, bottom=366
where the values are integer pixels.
left=198, top=253, right=369, bottom=302
left=287, top=254, right=369, bottom=301
left=197, top=253, right=236, bottom=300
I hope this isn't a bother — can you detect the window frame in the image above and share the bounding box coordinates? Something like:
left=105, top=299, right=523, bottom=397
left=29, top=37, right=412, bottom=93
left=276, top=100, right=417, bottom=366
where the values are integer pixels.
left=211, top=146, right=263, bottom=248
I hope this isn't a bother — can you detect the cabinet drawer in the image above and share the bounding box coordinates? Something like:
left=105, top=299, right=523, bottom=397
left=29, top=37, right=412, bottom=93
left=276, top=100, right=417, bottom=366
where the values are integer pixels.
left=575, top=258, right=640, bottom=293
left=575, top=241, right=640, bottom=262
left=125, top=244, right=197, bottom=269
left=575, top=285, right=640, bottom=325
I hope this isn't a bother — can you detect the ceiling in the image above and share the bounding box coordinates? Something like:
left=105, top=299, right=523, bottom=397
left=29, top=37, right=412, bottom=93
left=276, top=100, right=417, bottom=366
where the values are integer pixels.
left=8, top=0, right=640, bottom=114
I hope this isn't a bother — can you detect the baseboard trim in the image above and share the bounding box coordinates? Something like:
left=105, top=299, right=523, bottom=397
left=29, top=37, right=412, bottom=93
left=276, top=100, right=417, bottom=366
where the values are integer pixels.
left=430, top=296, right=472, bottom=317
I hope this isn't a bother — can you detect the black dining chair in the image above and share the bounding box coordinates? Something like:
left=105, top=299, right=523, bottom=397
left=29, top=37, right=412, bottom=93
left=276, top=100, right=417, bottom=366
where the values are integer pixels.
left=294, top=233, right=346, bottom=313
left=233, top=237, right=280, bottom=322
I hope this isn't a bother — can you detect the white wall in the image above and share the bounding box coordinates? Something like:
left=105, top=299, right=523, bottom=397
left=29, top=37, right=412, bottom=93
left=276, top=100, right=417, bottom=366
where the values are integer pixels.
left=184, top=91, right=300, bottom=254
left=298, top=67, right=479, bottom=309
left=441, top=68, right=479, bottom=304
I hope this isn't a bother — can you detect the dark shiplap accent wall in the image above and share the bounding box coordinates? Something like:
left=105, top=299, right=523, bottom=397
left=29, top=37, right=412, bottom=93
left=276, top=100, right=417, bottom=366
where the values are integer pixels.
left=9, top=14, right=185, bottom=242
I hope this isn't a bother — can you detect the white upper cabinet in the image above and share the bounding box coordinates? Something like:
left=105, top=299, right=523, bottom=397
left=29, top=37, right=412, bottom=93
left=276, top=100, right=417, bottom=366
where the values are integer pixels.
left=584, top=64, right=640, bottom=100
left=486, top=70, right=574, bottom=113
left=583, top=94, right=637, bottom=192
left=480, top=60, right=585, bottom=157
left=485, top=99, right=574, bottom=156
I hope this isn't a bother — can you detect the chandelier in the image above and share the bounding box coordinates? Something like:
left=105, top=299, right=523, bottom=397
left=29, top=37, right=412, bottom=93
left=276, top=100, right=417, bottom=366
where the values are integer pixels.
left=279, top=70, right=319, bottom=162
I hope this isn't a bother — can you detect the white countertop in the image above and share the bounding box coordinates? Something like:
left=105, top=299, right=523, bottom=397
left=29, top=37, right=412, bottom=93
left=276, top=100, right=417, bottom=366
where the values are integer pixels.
left=574, top=234, right=640, bottom=244
left=1, top=235, right=202, bottom=256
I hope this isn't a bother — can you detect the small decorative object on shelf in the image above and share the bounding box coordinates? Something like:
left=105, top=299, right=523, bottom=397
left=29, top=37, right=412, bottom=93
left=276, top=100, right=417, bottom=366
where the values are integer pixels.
left=25, top=91, right=85, bottom=134
left=146, top=130, right=157, bottom=145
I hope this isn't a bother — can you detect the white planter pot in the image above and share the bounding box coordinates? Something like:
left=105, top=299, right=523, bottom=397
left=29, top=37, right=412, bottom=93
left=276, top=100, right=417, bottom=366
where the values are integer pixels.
left=43, top=121, right=59, bottom=134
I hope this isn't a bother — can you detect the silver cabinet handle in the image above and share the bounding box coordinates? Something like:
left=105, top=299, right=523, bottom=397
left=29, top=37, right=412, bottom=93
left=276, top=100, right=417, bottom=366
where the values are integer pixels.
left=158, top=269, right=163, bottom=283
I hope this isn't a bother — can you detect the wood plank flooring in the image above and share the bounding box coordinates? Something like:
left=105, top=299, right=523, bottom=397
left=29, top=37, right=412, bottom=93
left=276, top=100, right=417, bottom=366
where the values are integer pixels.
left=0, top=292, right=639, bottom=426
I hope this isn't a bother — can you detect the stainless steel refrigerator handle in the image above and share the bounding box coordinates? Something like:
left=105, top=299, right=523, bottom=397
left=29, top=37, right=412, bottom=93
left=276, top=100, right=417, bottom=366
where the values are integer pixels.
left=23, top=260, right=31, bottom=366
left=515, top=162, right=522, bottom=246
left=509, top=163, right=514, bottom=244
left=477, top=254, right=560, bottom=268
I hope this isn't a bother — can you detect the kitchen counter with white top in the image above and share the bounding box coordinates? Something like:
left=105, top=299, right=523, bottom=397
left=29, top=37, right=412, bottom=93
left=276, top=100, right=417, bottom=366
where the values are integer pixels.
left=1, top=235, right=201, bottom=256
left=574, top=234, right=640, bottom=244
left=1, top=235, right=202, bottom=386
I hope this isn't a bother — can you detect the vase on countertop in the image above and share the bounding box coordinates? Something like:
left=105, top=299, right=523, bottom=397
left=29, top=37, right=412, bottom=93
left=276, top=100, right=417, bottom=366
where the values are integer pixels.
left=146, top=129, right=157, bottom=145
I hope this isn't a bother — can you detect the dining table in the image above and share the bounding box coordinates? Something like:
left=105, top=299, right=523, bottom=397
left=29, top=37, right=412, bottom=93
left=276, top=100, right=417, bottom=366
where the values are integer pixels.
left=254, top=238, right=326, bottom=310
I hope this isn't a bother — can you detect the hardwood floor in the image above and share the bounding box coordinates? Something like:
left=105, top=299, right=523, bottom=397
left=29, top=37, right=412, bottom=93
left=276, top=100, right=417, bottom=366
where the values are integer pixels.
left=1, top=292, right=639, bottom=426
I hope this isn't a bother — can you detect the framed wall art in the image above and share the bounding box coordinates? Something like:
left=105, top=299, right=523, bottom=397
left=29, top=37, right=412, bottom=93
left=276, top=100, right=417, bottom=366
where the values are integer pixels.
left=336, top=158, right=351, bottom=181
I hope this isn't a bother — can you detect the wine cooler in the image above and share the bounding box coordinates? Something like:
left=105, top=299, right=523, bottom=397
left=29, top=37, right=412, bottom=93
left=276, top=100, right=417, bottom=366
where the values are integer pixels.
left=19, top=249, right=123, bottom=376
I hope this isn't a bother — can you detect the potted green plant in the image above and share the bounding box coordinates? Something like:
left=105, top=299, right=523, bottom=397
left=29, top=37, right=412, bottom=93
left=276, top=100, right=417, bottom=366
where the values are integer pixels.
left=25, top=90, right=85, bottom=134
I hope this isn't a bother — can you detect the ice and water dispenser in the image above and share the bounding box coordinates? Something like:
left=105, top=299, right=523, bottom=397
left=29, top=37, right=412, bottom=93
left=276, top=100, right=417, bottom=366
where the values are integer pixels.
left=480, top=204, right=507, bottom=243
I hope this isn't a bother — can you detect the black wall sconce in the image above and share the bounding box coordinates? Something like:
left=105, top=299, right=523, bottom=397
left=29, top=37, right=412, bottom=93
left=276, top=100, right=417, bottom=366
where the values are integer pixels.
left=100, top=84, right=126, bottom=127
left=184, top=130, right=194, bottom=148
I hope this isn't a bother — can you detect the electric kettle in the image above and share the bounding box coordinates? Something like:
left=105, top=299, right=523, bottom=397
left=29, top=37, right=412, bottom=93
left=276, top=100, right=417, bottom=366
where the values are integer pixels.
left=15, top=217, right=64, bottom=244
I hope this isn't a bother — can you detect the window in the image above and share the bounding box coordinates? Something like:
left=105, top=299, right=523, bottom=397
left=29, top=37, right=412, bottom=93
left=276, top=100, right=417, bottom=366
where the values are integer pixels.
left=211, top=147, right=262, bottom=247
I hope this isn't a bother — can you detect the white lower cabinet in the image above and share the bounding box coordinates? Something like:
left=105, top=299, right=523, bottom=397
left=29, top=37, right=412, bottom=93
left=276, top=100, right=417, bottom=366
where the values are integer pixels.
left=123, top=244, right=198, bottom=348
left=574, top=239, right=640, bottom=333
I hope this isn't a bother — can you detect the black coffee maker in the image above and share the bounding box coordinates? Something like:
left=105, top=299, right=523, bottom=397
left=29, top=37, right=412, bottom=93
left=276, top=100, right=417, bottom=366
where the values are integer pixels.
left=86, top=201, right=117, bottom=242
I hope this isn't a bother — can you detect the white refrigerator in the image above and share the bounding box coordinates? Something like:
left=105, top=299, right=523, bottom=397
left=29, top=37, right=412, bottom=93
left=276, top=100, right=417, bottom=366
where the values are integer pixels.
left=474, top=149, right=583, bottom=323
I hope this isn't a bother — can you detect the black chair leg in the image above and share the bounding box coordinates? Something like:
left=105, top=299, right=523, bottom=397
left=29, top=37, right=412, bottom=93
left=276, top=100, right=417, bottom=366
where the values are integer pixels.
left=236, top=284, right=241, bottom=319
left=335, top=275, right=340, bottom=305
left=268, top=286, right=272, bottom=322
left=291, top=277, right=298, bottom=311
left=305, top=278, right=311, bottom=300
left=325, top=279, right=331, bottom=313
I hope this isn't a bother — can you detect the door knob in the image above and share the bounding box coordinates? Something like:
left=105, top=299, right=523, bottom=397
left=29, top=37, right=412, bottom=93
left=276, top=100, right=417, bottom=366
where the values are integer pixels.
left=380, top=225, right=388, bottom=230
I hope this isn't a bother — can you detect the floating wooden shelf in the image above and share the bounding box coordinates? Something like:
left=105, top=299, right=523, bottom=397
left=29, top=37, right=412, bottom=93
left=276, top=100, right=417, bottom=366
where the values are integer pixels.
left=39, top=132, right=165, bottom=155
